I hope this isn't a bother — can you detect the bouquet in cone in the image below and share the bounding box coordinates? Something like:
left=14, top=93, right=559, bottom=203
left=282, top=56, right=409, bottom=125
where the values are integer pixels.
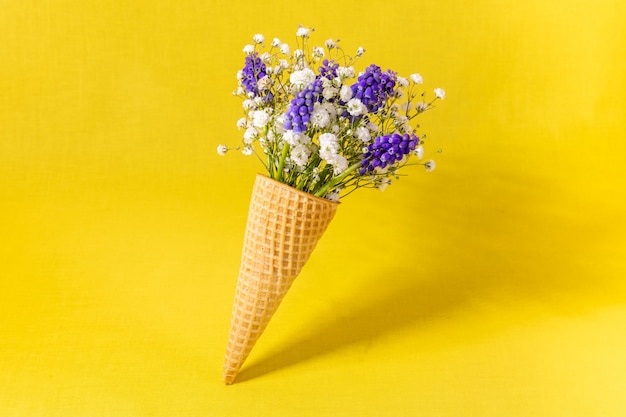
left=218, top=26, right=445, bottom=384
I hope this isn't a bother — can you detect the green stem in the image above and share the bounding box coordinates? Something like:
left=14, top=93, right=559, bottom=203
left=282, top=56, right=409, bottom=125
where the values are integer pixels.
left=313, top=161, right=362, bottom=198
left=275, top=142, right=290, bottom=182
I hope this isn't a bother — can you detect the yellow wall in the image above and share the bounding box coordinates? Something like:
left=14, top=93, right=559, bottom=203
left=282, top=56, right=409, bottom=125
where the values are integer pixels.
left=1, top=0, right=625, bottom=416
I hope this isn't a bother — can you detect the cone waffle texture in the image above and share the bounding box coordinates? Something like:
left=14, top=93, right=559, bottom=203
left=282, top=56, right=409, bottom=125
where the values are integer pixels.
left=222, top=174, right=338, bottom=384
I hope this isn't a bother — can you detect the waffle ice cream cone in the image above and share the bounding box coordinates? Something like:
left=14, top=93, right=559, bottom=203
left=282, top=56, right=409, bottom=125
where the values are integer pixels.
left=222, top=174, right=339, bottom=384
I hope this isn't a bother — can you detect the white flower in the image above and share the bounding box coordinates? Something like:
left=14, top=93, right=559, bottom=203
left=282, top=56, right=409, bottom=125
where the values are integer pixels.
left=416, top=102, right=427, bottom=112
left=414, top=145, right=424, bottom=159
left=337, top=66, right=355, bottom=79
left=377, top=177, right=392, bottom=191
left=283, top=130, right=301, bottom=146
left=242, top=44, right=254, bottom=54
left=242, top=146, right=254, bottom=156
left=356, top=46, right=365, bottom=57
left=253, top=34, right=264, bottom=44
left=325, top=191, right=340, bottom=202
left=346, top=98, right=366, bottom=116
left=410, top=73, right=423, bottom=84
left=294, top=49, right=304, bottom=59
left=425, top=159, right=436, bottom=172
left=290, top=144, right=311, bottom=168
left=279, top=43, right=290, bottom=55
left=311, top=105, right=330, bottom=128
left=243, top=126, right=257, bottom=144
left=434, top=88, right=446, bottom=100
left=397, top=76, right=409, bottom=88
left=296, top=26, right=311, bottom=37
left=322, top=86, right=338, bottom=101
left=355, top=126, right=371, bottom=143
left=271, top=37, right=281, bottom=47
left=321, top=102, right=338, bottom=120
left=252, top=110, right=270, bottom=128
left=325, top=38, right=336, bottom=49
left=339, top=85, right=353, bottom=102
left=256, top=76, right=271, bottom=92
left=260, top=52, right=271, bottom=63
left=290, top=68, right=316, bottom=88
left=217, top=144, right=228, bottom=156
left=274, top=115, right=286, bottom=134
left=236, top=70, right=244, bottom=81
left=319, top=133, right=339, bottom=155
left=279, top=59, right=290, bottom=69
left=242, top=99, right=256, bottom=111
left=236, top=117, right=248, bottom=129
left=367, top=121, right=380, bottom=133
left=312, top=46, right=325, bottom=59
left=329, top=153, right=348, bottom=174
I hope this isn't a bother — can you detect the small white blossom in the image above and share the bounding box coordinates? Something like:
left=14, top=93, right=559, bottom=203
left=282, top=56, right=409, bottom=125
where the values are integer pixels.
left=242, top=44, right=255, bottom=54
left=253, top=34, right=264, bottom=44
left=236, top=117, right=248, bottom=129
left=416, top=102, right=427, bottom=112
left=259, top=52, right=271, bottom=63
left=217, top=144, right=228, bottom=156
left=329, top=153, right=348, bottom=174
left=256, top=76, right=271, bottom=92
left=311, top=104, right=331, bottom=128
left=337, top=66, right=355, bottom=79
left=414, top=145, right=424, bottom=159
left=355, top=46, right=365, bottom=57
left=434, top=88, right=446, bottom=100
left=290, top=143, right=311, bottom=168
left=279, top=43, right=290, bottom=55
left=339, top=85, right=353, bottom=102
left=279, top=59, right=289, bottom=69
left=325, top=191, right=340, bottom=202
left=397, top=76, right=409, bottom=87
left=325, top=38, right=336, bottom=49
left=274, top=115, right=286, bottom=134
left=296, top=26, right=311, bottom=37
left=252, top=110, right=270, bottom=128
left=236, top=70, right=244, bottom=81
left=242, top=146, right=254, bottom=156
left=312, top=46, right=325, bottom=59
left=377, top=177, right=392, bottom=191
left=271, top=37, right=281, bottom=47
left=425, top=159, right=436, bottom=172
left=410, top=73, right=423, bottom=84
left=294, top=49, right=304, bottom=59
left=243, top=126, right=257, bottom=144
left=346, top=98, right=366, bottom=117
left=367, top=121, right=380, bottom=133
left=321, top=102, right=338, bottom=120
left=322, top=86, right=338, bottom=101
left=319, top=132, right=339, bottom=152
left=355, top=126, right=371, bottom=143
left=290, top=68, right=316, bottom=88
left=242, top=99, right=256, bottom=111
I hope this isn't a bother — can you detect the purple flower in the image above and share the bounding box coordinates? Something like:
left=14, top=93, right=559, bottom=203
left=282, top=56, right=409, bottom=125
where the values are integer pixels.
left=360, top=133, right=419, bottom=175
left=350, top=64, right=397, bottom=113
left=283, top=77, right=324, bottom=133
left=241, top=53, right=267, bottom=97
left=319, top=59, right=339, bottom=79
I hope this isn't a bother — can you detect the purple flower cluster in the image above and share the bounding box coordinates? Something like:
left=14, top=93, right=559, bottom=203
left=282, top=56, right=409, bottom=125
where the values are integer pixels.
left=318, top=59, right=339, bottom=79
left=350, top=64, right=397, bottom=112
left=241, top=53, right=267, bottom=97
left=283, top=78, right=324, bottom=133
left=360, top=133, right=419, bottom=175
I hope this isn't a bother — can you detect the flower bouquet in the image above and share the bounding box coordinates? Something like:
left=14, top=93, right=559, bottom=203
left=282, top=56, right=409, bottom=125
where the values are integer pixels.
left=219, top=26, right=444, bottom=384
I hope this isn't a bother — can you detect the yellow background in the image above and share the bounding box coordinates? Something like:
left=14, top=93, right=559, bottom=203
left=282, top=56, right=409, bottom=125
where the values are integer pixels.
left=1, top=0, right=625, bottom=415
